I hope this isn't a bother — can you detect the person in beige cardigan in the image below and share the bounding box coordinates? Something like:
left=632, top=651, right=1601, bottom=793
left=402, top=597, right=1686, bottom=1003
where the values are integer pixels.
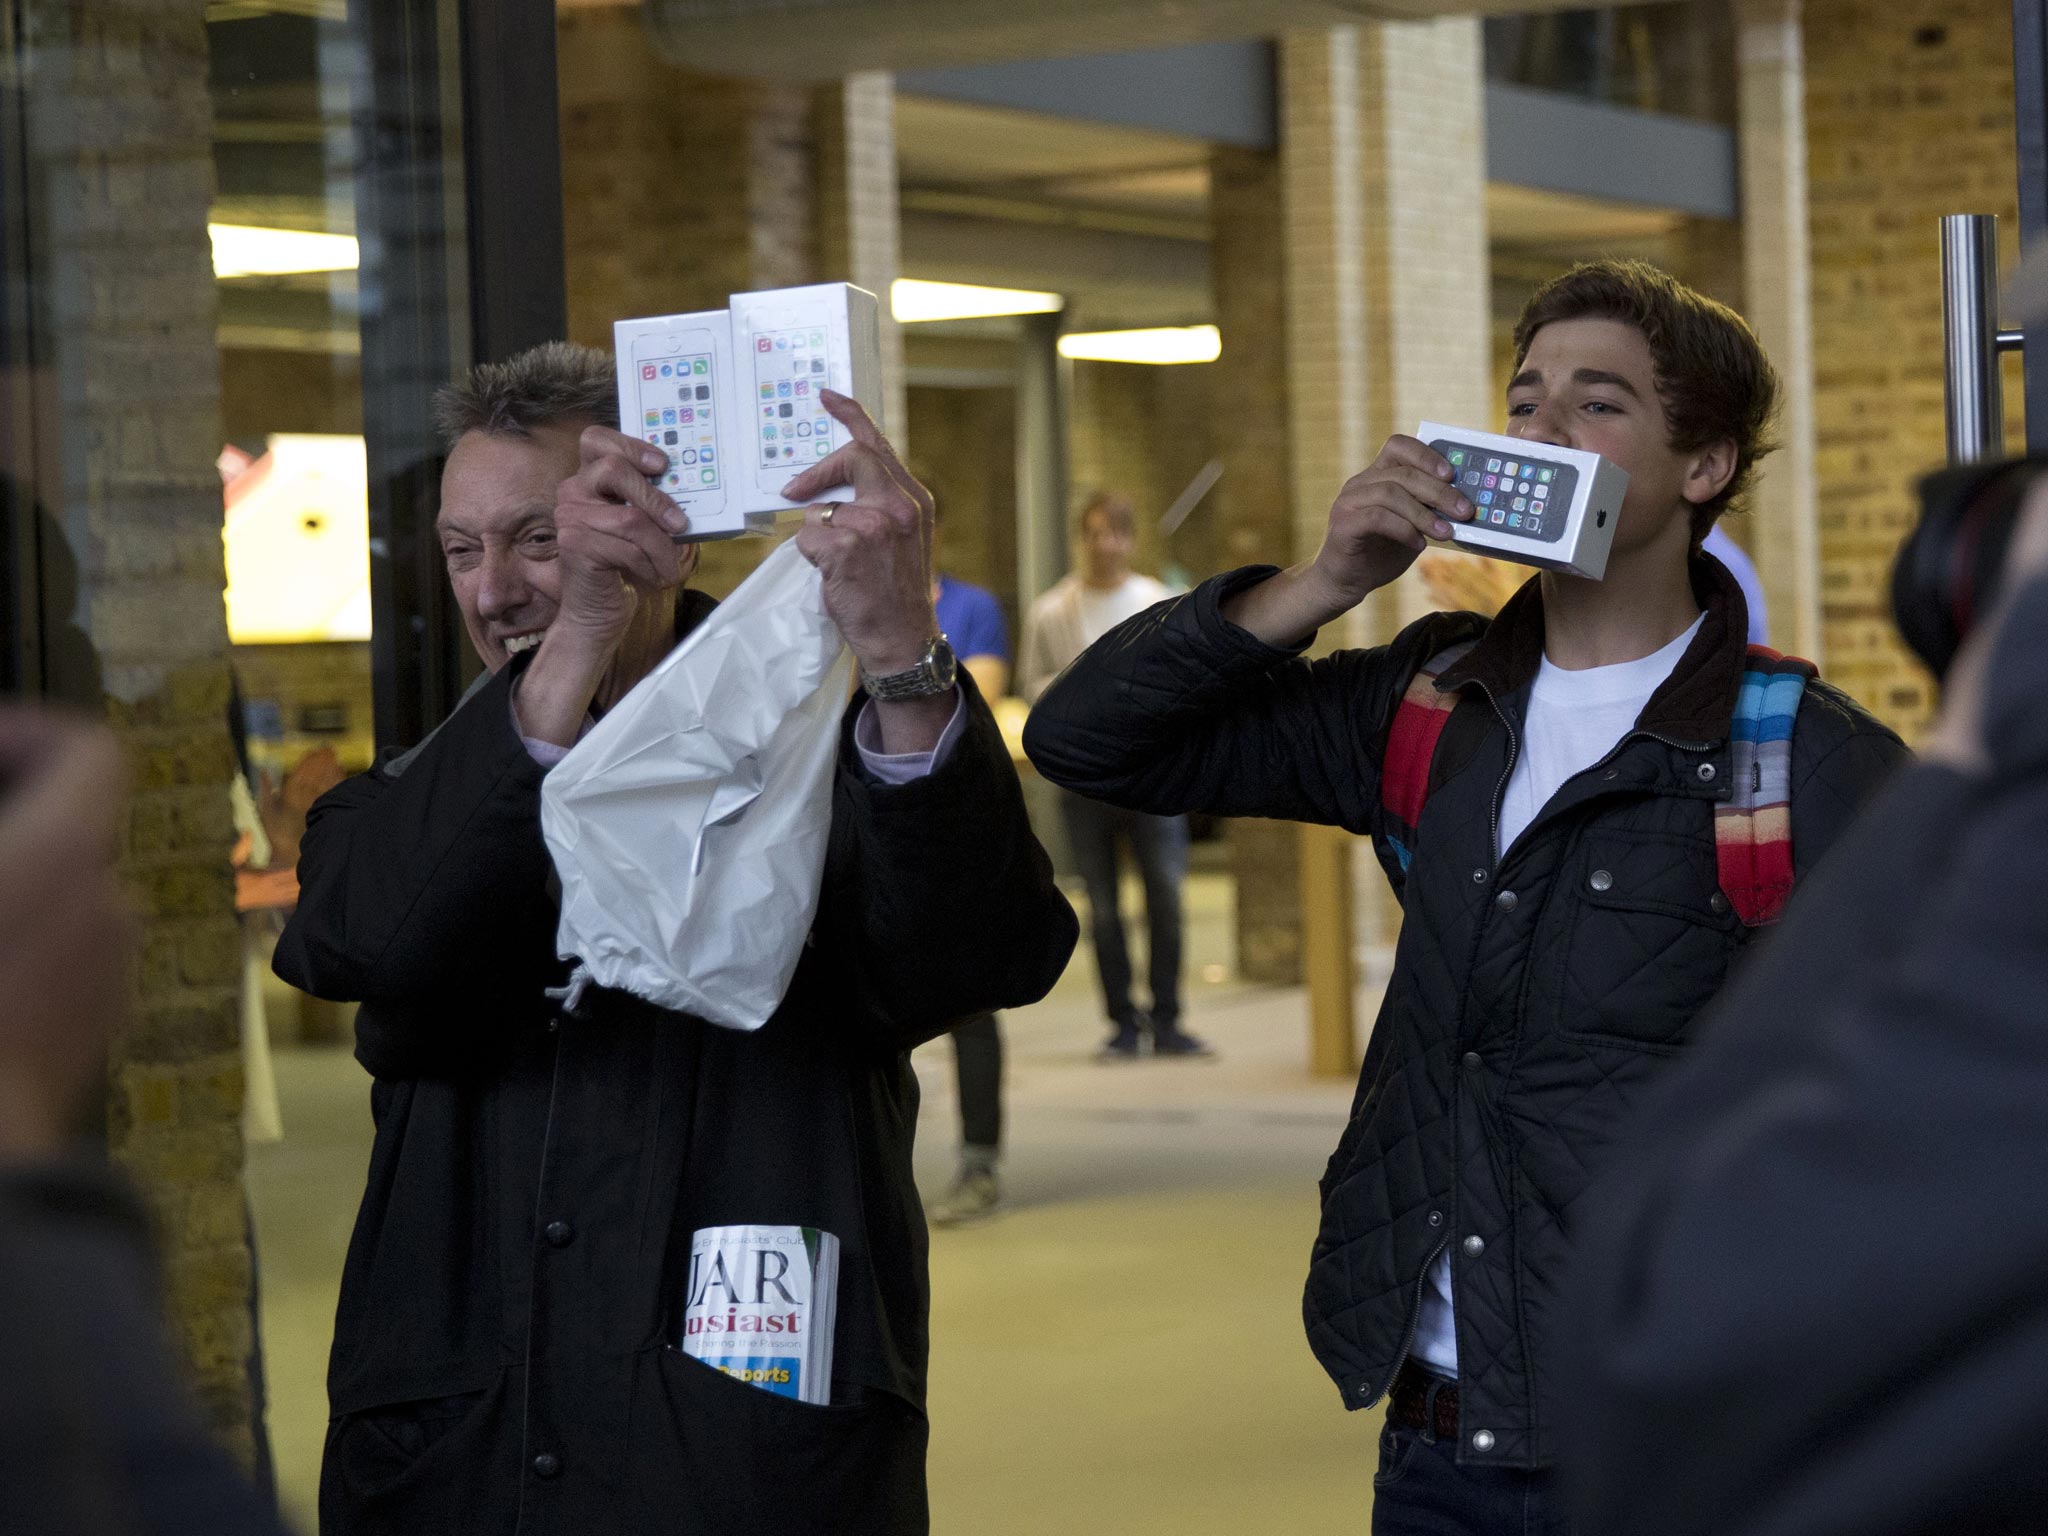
left=1021, top=492, right=1209, bottom=1060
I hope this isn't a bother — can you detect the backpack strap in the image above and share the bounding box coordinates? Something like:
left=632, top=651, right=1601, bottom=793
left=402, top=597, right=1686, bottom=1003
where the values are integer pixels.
left=1379, top=640, right=1479, bottom=873
left=1715, top=644, right=1817, bottom=927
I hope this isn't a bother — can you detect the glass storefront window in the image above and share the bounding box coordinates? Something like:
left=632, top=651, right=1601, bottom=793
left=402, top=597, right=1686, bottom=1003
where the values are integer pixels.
left=1485, top=3, right=1737, bottom=124
left=211, top=5, right=378, bottom=791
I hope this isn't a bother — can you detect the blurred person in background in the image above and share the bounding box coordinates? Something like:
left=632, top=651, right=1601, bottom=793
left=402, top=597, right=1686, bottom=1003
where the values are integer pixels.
left=0, top=705, right=286, bottom=1536
left=1021, top=490, right=1210, bottom=1060
left=925, top=494, right=1013, bottom=1226
left=1025, top=262, right=1903, bottom=1534
left=1559, top=452, right=2048, bottom=1533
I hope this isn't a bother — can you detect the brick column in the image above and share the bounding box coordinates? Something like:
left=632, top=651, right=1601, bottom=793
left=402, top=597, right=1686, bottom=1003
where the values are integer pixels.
left=21, top=0, right=256, bottom=1459
left=1277, top=24, right=1491, bottom=1063
left=1211, top=143, right=1300, bottom=985
left=814, top=73, right=907, bottom=451
left=1280, top=30, right=1370, bottom=622
left=1735, top=0, right=1823, bottom=659
left=1278, top=30, right=1370, bottom=1072
left=1803, top=0, right=2022, bottom=739
left=559, top=9, right=815, bottom=341
left=1357, top=16, right=1493, bottom=633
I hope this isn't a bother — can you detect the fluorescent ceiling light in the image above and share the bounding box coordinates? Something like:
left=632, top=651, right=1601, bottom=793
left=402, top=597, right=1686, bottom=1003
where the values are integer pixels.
left=1057, top=325, right=1220, bottom=365
left=891, top=278, right=1063, bottom=323
left=210, top=223, right=360, bottom=278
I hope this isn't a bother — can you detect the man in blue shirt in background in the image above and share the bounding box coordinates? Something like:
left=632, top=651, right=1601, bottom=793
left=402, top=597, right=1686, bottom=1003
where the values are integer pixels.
left=926, top=502, right=1014, bottom=1225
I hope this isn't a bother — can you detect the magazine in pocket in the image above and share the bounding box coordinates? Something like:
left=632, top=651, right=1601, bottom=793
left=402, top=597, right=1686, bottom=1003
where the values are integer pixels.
left=680, top=1224, right=839, bottom=1405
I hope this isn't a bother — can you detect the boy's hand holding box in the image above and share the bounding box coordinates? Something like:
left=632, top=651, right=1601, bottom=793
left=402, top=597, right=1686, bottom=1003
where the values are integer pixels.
left=1417, top=421, right=1628, bottom=581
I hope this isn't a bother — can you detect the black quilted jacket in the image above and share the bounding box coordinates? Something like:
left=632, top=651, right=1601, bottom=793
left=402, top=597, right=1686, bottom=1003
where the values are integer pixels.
left=1023, top=556, right=1906, bottom=1470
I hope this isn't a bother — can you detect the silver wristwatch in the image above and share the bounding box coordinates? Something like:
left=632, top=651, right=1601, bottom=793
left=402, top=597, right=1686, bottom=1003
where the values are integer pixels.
left=861, top=634, right=958, bottom=702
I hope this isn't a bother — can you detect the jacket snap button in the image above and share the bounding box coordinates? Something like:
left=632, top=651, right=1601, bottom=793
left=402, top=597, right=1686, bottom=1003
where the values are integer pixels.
left=1428, top=1209, right=1444, bottom=1227
left=545, top=1220, right=574, bottom=1248
left=1471, top=867, right=1488, bottom=884
left=1462, top=1234, right=1485, bottom=1257
left=1493, top=889, right=1517, bottom=912
left=1462, top=1051, right=1481, bottom=1071
left=533, top=1453, right=561, bottom=1478
left=1589, top=869, right=1613, bottom=893
left=1710, top=891, right=1730, bottom=914
left=1697, top=762, right=1718, bottom=782
left=1472, top=1430, right=1495, bottom=1452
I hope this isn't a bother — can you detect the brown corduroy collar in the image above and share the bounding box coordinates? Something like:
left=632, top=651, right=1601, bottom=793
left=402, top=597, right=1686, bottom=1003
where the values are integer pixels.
left=1434, top=553, right=1753, bottom=746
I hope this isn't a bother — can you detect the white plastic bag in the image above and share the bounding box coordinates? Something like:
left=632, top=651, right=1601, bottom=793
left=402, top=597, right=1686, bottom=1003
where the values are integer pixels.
left=540, top=538, right=855, bottom=1029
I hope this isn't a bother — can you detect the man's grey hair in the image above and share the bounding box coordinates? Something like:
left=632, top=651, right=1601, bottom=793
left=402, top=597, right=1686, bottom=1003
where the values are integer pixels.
left=432, top=341, right=617, bottom=450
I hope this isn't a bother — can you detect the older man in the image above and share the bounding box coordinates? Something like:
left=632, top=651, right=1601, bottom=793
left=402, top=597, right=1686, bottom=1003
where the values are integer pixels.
left=275, top=342, right=1075, bottom=1536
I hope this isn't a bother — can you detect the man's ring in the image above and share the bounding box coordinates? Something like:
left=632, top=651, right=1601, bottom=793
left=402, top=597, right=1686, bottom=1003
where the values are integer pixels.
left=821, top=503, right=839, bottom=526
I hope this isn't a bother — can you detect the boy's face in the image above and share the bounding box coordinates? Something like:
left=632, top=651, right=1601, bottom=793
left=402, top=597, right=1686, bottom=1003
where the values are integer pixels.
left=1505, top=316, right=1730, bottom=562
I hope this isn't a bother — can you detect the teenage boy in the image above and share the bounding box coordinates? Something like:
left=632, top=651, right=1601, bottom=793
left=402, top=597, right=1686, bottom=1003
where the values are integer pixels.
left=1024, top=260, right=1905, bottom=1532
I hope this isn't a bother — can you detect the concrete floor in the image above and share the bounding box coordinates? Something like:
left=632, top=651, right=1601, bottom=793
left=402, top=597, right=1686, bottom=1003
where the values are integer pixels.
left=246, top=873, right=1390, bottom=1533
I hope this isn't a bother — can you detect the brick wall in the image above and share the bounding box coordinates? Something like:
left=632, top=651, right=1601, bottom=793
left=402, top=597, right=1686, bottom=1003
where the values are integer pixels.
left=21, top=0, right=257, bottom=1460
left=1066, top=360, right=1220, bottom=583
left=220, top=347, right=364, bottom=443
left=907, top=383, right=1019, bottom=639
left=1805, top=0, right=2024, bottom=738
left=559, top=12, right=916, bottom=602
left=815, top=74, right=907, bottom=456
left=1209, top=142, right=1301, bottom=983
left=558, top=9, right=813, bottom=336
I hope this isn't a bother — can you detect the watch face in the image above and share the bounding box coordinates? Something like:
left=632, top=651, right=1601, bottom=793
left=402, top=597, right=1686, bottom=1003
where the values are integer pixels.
left=864, top=635, right=956, bottom=700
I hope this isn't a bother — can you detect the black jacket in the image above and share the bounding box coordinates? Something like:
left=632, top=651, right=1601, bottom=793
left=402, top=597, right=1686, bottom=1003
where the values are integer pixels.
left=275, top=617, right=1076, bottom=1536
left=0, top=1158, right=287, bottom=1536
left=1558, top=572, right=2048, bottom=1535
left=1023, top=556, right=1904, bottom=1468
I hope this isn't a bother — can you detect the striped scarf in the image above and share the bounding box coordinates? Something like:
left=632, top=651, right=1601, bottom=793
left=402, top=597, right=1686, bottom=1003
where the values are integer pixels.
left=1715, top=646, right=1815, bottom=926
left=1378, top=641, right=1813, bottom=926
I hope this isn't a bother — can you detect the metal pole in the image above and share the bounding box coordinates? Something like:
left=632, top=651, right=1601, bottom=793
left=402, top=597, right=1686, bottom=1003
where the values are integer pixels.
left=1942, top=213, right=2006, bottom=464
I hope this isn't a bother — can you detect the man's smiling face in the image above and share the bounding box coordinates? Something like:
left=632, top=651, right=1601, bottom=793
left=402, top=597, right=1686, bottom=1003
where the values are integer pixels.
left=436, top=423, right=585, bottom=672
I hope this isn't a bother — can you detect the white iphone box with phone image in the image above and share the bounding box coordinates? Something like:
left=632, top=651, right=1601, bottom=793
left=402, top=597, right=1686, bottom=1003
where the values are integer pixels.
left=1416, top=422, right=1628, bottom=581
left=613, top=283, right=882, bottom=541
left=614, top=308, right=764, bottom=541
left=729, top=282, right=883, bottom=510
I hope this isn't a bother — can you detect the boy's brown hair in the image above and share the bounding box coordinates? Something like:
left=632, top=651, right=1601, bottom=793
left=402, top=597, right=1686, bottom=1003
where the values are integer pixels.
left=1513, top=259, right=1779, bottom=544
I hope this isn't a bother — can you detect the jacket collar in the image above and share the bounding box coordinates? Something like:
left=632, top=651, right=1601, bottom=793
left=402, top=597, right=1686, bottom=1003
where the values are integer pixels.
left=1435, top=552, right=1752, bottom=745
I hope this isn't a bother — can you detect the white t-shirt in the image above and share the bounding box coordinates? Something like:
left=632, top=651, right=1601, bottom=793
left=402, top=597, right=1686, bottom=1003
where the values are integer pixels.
left=1409, top=610, right=1705, bottom=1378
left=1075, top=574, right=1172, bottom=648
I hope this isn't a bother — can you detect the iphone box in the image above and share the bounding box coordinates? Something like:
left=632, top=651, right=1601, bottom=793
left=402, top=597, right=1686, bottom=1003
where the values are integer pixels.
left=614, top=283, right=884, bottom=540
left=1417, top=422, right=1628, bottom=581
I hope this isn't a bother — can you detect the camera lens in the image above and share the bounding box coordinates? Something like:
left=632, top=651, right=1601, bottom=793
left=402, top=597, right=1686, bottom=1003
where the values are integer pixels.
left=1894, top=457, right=2041, bottom=680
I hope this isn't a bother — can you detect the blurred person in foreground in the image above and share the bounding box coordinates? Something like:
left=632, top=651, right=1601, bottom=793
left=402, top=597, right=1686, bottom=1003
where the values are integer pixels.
left=0, top=706, right=286, bottom=1536
left=1025, top=261, right=1904, bottom=1533
left=924, top=496, right=1014, bottom=1226
left=274, top=343, right=1075, bottom=1535
left=1021, top=490, right=1210, bottom=1060
left=1557, top=424, right=2048, bottom=1527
